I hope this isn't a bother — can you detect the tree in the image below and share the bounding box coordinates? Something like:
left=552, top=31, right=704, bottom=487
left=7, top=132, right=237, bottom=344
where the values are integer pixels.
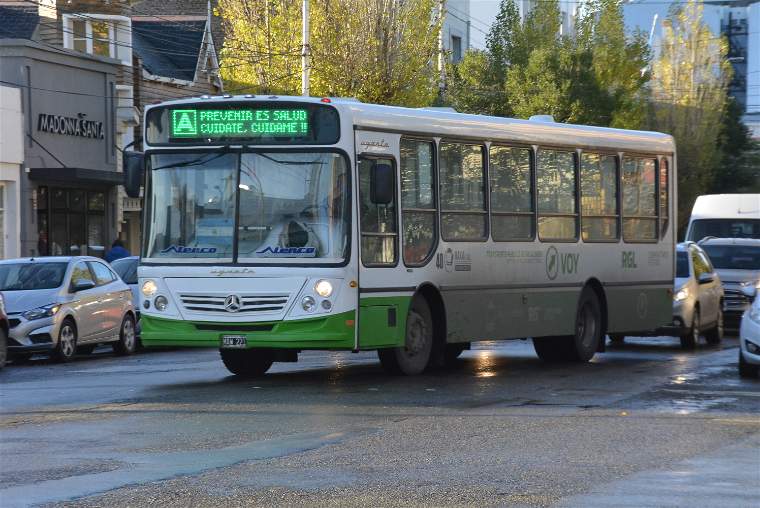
left=216, top=0, right=441, bottom=106
left=649, top=0, right=732, bottom=231
left=712, top=98, right=760, bottom=193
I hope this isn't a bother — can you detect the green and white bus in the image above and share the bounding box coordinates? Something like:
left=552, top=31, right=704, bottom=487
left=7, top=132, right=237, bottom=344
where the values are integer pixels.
left=123, top=96, right=676, bottom=376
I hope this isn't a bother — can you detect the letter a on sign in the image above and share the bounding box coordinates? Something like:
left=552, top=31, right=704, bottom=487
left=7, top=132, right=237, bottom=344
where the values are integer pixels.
left=172, top=110, right=198, bottom=136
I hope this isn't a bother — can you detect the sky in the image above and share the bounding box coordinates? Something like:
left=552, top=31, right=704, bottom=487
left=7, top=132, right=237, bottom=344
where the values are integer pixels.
left=467, top=0, right=727, bottom=51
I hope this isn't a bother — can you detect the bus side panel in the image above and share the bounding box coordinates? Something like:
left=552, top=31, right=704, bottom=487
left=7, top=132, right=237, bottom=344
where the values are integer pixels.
left=605, top=285, right=672, bottom=335
left=358, top=295, right=411, bottom=348
left=441, top=287, right=577, bottom=342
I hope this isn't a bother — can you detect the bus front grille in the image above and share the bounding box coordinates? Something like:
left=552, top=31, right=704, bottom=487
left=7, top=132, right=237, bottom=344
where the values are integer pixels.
left=178, top=293, right=290, bottom=314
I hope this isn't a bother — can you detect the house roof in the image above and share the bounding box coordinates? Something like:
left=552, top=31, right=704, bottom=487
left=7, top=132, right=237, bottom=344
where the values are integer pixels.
left=0, top=6, right=39, bottom=40
left=131, top=20, right=207, bottom=81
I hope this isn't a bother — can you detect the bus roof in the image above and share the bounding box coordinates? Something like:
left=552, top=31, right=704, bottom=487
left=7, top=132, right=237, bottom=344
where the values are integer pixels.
left=146, top=95, right=676, bottom=155
left=690, top=194, right=760, bottom=220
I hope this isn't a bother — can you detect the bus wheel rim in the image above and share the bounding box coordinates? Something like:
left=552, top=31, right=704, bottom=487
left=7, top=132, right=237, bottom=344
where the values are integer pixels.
left=405, top=311, right=427, bottom=357
left=577, top=303, right=596, bottom=349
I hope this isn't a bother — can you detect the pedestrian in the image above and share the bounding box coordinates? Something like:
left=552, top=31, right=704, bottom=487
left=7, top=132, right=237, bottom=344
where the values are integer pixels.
left=105, top=239, right=130, bottom=263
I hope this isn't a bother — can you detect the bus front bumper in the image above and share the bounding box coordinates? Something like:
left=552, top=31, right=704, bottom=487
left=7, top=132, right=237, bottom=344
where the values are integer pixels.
left=140, top=311, right=356, bottom=349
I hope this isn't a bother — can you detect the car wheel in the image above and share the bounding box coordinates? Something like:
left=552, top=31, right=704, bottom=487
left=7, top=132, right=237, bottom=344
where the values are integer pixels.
left=220, top=348, right=274, bottom=377
left=378, top=297, right=434, bottom=375
left=705, top=308, right=723, bottom=345
left=53, top=319, right=77, bottom=363
left=0, top=328, right=7, bottom=370
left=680, top=308, right=699, bottom=349
left=739, top=348, right=759, bottom=379
left=113, top=314, right=137, bottom=356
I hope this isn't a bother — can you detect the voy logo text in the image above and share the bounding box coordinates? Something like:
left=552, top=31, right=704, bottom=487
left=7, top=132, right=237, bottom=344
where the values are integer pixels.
left=545, top=246, right=579, bottom=280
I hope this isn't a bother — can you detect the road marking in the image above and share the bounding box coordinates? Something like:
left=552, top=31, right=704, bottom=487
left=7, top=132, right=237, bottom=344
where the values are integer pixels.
left=659, top=388, right=760, bottom=398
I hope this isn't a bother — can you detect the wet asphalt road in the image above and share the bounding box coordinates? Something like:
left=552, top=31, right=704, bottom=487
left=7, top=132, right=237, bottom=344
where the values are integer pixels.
left=0, top=336, right=758, bottom=507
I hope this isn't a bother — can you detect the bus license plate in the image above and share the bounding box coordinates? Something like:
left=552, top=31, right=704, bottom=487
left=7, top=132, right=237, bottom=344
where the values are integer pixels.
left=221, top=335, right=247, bottom=348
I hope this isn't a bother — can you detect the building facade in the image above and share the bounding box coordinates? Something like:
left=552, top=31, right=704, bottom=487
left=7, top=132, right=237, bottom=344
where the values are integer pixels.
left=0, top=0, right=222, bottom=258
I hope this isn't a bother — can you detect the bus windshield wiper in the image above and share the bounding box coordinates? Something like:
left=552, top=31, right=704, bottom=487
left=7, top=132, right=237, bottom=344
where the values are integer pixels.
left=152, top=147, right=231, bottom=171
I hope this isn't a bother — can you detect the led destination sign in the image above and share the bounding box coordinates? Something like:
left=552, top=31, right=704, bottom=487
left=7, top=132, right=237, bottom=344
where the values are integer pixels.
left=170, top=108, right=310, bottom=139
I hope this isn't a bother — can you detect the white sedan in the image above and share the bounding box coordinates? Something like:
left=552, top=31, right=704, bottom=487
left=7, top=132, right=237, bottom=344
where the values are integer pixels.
left=738, top=299, right=760, bottom=378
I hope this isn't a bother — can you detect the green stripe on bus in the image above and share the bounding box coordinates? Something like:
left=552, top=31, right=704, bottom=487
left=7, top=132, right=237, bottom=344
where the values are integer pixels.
left=359, top=295, right=412, bottom=349
left=140, top=311, right=356, bottom=349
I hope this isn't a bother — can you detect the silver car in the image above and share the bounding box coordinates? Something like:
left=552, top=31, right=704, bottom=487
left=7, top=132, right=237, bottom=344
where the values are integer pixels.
left=698, top=237, right=760, bottom=329
left=0, top=257, right=137, bottom=363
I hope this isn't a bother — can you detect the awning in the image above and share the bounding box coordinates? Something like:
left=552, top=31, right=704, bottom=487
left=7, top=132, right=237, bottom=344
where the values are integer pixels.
left=28, top=167, right=123, bottom=186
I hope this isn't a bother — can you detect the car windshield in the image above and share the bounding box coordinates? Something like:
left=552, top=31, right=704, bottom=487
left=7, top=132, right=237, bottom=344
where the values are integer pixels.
left=111, top=258, right=137, bottom=284
left=676, top=251, right=689, bottom=278
left=145, top=151, right=349, bottom=263
left=700, top=245, right=760, bottom=270
left=688, top=219, right=760, bottom=241
left=0, top=262, right=68, bottom=290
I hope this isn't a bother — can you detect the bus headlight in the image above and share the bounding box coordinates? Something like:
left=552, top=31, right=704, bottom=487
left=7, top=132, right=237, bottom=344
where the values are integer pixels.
left=314, top=280, right=333, bottom=298
left=154, top=295, right=168, bottom=311
left=142, top=280, right=158, bottom=297
left=302, top=296, right=316, bottom=312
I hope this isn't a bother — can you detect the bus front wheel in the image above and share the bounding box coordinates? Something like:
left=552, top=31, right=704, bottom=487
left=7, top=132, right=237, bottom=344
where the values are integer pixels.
left=220, top=349, right=274, bottom=377
left=378, top=297, right=433, bottom=375
left=534, top=287, right=603, bottom=363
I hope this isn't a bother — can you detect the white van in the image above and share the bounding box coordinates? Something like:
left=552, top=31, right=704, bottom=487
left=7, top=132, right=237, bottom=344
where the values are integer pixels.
left=685, top=194, right=760, bottom=242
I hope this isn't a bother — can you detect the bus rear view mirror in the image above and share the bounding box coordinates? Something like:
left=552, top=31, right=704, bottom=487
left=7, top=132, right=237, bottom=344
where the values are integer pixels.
left=123, top=151, right=144, bottom=198
left=370, top=162, right=394, bottom=205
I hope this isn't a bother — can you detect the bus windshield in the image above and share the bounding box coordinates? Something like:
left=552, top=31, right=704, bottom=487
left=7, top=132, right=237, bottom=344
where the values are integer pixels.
left=688, top=219, right=760, bottom=241
left=145, top=151, right=349, bottom=263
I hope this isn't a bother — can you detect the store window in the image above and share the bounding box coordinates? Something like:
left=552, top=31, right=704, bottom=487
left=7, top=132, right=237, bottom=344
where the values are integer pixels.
left=36, top=187, right=109, bottom=258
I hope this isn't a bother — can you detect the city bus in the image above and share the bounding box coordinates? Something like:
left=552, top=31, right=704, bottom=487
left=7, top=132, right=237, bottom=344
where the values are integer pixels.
left=123, top=96, right=676, bottom=376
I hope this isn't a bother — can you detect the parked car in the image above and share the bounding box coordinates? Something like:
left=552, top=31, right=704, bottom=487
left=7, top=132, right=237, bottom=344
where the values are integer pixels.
left=685, top=194, right=760, bottom=242
left=0, top=293, right=8, bottom=369
left=739, top=299, right=760, bottom=378
left=698, top=237, right=760, bottom=329
left=0, top=257, right=137, bottom=363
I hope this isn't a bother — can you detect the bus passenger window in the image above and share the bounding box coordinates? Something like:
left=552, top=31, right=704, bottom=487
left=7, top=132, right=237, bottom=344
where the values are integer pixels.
left=622, top=157, right=657, bottom=242
left=537, top=149, right=577, bottom=241
left=581, top=153, right=618, bottom=241
left=490, top=146, right=533, bottom=241
left=359, top=157, right=397, bottom=266
left=401, top=139, right=437, bottom=265
left=439, top=142, right=487, bottom=241
left=660, top=158, right=669, bottom=238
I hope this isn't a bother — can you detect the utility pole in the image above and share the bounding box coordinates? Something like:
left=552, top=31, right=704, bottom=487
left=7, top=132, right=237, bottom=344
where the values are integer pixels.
left=437, top=0, right=446, bottom=98
left=301, top=0, right=310, bottom=97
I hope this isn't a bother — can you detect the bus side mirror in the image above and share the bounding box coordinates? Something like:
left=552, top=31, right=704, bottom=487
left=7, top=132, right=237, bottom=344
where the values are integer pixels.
left=370, top=162, right=394, bottom=205
left=123, top=151, right=144, bottom=198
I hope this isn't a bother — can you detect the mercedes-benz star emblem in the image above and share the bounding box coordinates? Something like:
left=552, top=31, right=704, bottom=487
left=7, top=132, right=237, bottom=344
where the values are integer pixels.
left=224, top=294, right=242, bottom=313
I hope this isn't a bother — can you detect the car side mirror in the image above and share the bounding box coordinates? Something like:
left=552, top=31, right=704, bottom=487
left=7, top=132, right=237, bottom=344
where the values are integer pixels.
left=71, top=279, right=96, bottom=292
left=698, top=273, right=714, bottom=284
left=123, top=151, right=144, bottom=198
left=370, top=162, right=394, bottom=205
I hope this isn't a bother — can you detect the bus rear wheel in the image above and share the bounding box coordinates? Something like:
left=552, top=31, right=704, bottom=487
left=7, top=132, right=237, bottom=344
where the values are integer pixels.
left=378, top=297, right=433, bottom=375
left=220, top=348, right=274, bottom=377
left=534, top=287, right=603, bottom=363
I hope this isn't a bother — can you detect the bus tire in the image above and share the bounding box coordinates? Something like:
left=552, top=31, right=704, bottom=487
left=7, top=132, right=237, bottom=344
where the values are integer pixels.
left=571, top=287, right=603, bottom=362
left=220, top=349, right=274, bottom=377
left=378, top=297, right=433, bottom=375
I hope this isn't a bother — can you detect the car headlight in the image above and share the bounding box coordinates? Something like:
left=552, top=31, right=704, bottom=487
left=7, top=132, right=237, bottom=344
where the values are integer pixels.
left=22, top=303, right=61, bottom=321
left=748, top=307, right=760, bottom=325
left=740, top=281, right=757, bottom=298
left=314, top=279, right=333, bottom=298
left=674, top=287, right=689, bottom=302
left=141, top=280, right=158, bottom=297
